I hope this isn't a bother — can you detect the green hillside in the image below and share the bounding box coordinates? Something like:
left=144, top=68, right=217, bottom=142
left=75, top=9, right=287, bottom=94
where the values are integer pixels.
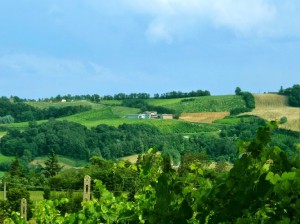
left=146, top=95, right=246, bottom=113
left=0, top=95, right=242, bottom=133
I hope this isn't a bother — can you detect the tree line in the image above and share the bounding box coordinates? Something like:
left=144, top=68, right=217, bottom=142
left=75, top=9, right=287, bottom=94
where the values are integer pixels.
left=2, top=89, right=210, bottom=103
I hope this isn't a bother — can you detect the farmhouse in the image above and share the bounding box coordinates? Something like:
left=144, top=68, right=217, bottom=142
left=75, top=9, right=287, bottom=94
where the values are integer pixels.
left=127, top=111, right=173, bottom=120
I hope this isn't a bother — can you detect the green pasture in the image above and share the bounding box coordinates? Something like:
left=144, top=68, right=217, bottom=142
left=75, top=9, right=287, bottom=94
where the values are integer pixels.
left=0, top=171, right=5, bottom=178
left=0, top=154, right=14, bottom=163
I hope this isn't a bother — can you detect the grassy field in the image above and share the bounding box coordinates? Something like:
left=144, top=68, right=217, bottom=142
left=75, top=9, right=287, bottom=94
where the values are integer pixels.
left=242, top=94, right=300, bottom=132
left=0, top=153, right=14, bottom=163
left=30, top=155, right=88, bottom=169
left=179, top=112, right=230, bottom=123
left=0, top=131, right=7, bottom=138
left=147, top=95, right=246, bottom=113
left=26, top=100, right=104, bottom=109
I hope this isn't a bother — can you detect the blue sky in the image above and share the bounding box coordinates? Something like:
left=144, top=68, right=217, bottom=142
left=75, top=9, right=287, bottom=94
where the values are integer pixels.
left=0, top=0, right=299, bottom=99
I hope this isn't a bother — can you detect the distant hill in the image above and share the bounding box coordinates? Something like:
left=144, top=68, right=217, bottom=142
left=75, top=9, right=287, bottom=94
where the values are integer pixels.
left=1, top=94, right=299, bottom=132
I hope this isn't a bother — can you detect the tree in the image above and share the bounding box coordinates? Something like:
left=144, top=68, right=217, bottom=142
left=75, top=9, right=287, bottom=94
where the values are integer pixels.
left=8, top=157, right=24, bottom=177
left=44, top=150, right=62, bottom=177
left=235, top=87, right=242, bottom=95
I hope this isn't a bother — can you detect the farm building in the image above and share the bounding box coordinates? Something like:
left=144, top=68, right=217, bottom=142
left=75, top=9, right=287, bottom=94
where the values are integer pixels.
left=127, top=112, right=173, bottom=120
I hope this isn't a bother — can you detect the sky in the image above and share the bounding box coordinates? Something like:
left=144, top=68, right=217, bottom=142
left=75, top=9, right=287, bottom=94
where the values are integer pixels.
left=0, top=0, right=299, bottom=99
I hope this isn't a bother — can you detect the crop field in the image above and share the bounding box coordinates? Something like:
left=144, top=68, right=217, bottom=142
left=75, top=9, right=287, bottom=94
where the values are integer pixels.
left=26, top=100, right=104, bottom=109
left=242, top=94, right=300, bottom=132
left=149, top=95, right=246, bottom=113
left=179, top=112, right=230, bottom=123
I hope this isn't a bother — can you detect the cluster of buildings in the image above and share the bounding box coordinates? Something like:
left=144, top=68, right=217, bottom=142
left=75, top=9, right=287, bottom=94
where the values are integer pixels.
left=127, top=111, right=173, bottom=120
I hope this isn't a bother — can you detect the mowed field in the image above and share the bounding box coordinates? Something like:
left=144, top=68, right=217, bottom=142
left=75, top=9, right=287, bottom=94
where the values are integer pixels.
left=179, top=112, right=230, bottom=123
left=242, top=94, right=300, bottom=131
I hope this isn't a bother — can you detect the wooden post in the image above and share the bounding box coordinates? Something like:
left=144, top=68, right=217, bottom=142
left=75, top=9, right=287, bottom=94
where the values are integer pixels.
left=21, top=198, right=27, bottom=221
left=83, top=175, right=91, bottom=202
left=3, top=181, right=6, bottom=201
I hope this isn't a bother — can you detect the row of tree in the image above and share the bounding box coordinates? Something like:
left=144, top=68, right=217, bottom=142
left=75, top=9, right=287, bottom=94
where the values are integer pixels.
left=2, top=89, right=210, bottom=103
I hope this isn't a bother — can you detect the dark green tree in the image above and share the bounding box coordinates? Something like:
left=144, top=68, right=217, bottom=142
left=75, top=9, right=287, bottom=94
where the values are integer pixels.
left=8, top=157, right=24, bottom=177
left=44, top=150, right=62, bottom=177
left=235, top=87, right=242, bottom=95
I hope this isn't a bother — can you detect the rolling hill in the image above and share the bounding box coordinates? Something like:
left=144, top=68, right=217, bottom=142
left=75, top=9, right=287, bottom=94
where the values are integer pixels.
left=1, top=94, right=299, bottom=132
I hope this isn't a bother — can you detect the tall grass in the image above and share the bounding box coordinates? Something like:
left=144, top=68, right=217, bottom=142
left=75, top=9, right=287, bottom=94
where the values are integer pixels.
left=242, top=94, right=300, bottom=132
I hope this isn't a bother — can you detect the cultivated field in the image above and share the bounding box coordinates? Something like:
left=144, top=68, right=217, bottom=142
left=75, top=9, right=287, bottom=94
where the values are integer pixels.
left=179, top=112, right=230, bottom=123
left=148, top=95, right=246, bottom=113
left=242, top=94, right=300, bottom=132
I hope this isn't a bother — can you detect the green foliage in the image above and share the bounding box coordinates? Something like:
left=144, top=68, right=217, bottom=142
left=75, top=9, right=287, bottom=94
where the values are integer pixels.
left=230, top=91, right=255, bottom=115
left=279, top=84, right=300, bottom=107
left=0, top=115, right=14, bottom=124
left=3, top=126, right=300, bottom=223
